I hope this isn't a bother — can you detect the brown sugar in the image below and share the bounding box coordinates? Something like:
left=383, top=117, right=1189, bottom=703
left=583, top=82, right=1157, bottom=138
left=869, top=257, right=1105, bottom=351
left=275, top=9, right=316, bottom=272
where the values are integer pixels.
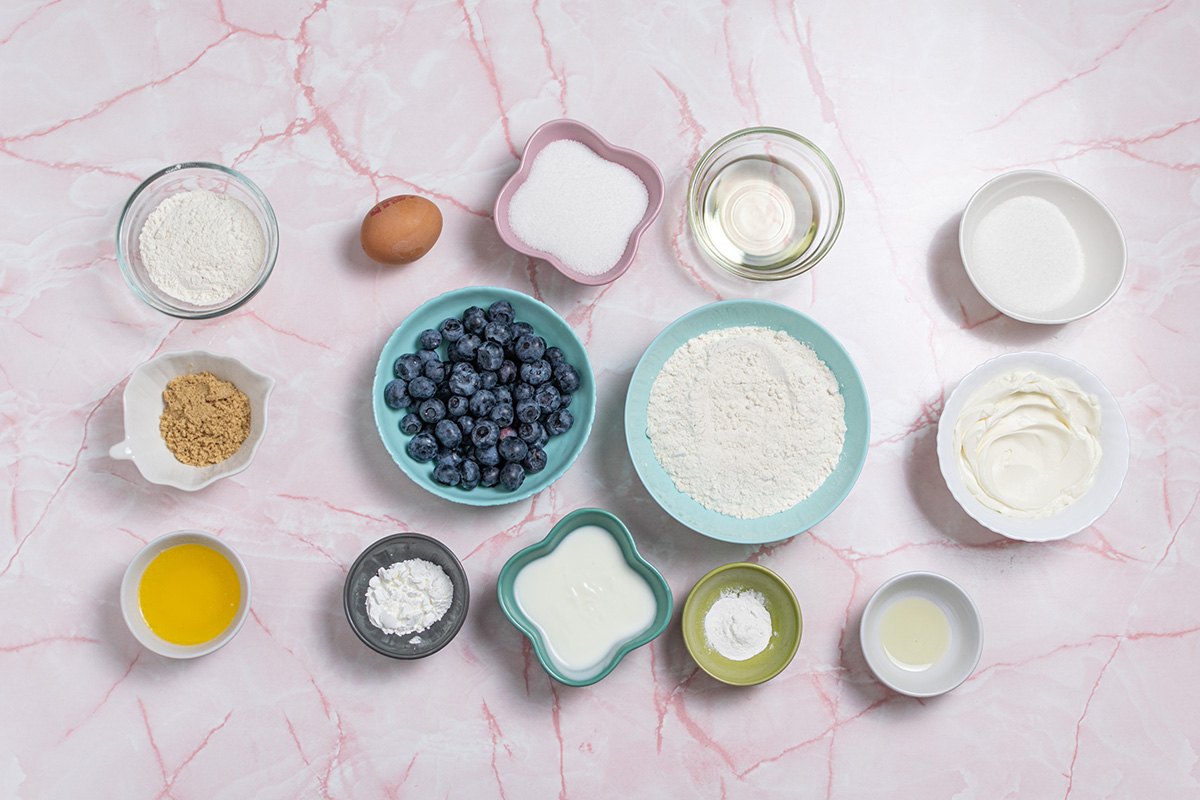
left=160, top=372, right=251, bottom=467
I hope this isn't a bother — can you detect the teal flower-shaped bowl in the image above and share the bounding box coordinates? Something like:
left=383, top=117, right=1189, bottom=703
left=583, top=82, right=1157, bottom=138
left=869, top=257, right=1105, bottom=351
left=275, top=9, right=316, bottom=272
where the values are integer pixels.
left=497, top=508, right=673, bottom=686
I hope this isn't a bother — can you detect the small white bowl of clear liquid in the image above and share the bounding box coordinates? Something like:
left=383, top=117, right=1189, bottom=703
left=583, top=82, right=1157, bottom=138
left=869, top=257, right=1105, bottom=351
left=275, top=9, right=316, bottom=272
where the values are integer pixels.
left=687, top=127, right=844, bottom=281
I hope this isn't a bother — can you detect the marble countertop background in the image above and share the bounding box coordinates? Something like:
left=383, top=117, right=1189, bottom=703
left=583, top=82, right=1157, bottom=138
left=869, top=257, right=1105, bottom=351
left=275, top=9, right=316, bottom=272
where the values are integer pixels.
left=2, top=1, right=1198, bottom=797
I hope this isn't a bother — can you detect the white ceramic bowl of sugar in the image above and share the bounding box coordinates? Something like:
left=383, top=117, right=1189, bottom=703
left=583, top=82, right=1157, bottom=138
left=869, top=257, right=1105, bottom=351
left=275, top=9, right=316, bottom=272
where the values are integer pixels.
left=109, top=349, right=275, bottom=491
left=959, top=170, right=1126, bottom=324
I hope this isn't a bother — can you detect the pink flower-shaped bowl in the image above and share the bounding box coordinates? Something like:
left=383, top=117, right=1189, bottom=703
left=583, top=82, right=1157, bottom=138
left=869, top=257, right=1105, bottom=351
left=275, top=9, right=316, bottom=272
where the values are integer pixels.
left=493, top=119, right=665, bottom=285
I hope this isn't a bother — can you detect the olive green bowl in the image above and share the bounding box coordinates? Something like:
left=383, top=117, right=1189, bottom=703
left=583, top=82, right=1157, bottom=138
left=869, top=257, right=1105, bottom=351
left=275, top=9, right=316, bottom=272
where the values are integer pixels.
left=497, top=508, right=673, bottom=687
left=681, top=562, right=802, bottom=686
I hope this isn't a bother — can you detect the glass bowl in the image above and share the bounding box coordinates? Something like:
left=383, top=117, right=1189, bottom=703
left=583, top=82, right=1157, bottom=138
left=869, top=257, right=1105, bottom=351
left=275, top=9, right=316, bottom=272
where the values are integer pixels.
left=687, top=127, right=844, bottom=281
left=115, top=162, right=279, bottom=318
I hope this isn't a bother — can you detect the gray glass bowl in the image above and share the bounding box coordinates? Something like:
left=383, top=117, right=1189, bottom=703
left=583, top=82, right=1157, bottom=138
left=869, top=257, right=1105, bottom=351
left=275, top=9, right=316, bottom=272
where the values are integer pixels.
left=115, top=162, right=278, bottom=318
left=343, top=533, right=470, bottom=659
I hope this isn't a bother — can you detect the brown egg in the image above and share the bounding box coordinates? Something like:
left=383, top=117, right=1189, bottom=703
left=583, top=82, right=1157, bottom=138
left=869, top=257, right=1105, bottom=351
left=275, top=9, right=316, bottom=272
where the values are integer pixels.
left=360, top=195, right=443, bottom=265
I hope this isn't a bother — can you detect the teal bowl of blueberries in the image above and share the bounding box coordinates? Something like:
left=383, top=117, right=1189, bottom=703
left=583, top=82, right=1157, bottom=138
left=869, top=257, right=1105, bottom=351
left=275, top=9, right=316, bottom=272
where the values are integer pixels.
left=373, top=286, right=596, bottom=506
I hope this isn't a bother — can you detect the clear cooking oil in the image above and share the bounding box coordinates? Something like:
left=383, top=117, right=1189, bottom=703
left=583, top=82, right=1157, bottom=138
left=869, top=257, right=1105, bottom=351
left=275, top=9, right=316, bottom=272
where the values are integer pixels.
left=701, top=155, right=818, bottom=269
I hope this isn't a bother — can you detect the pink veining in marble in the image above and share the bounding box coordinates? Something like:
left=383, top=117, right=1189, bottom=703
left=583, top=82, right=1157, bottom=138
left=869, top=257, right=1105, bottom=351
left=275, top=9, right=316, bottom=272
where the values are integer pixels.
left=2, top=1, right=1198, bottom=797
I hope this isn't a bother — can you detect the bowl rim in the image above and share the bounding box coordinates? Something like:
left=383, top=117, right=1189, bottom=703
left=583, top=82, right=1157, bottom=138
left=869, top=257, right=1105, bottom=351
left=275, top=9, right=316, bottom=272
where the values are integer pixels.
left=859, top=571, right=983, bottom=698
left=493, top=118, right=666, bottom=286
left=681, top=561, right=803, bottom=686
left=371, top=285, right=596, bottom=506
left=624, top=299, right=870, bottom=543
left=109, top=348, right=276, bottom=491
left=957, top=168, right=1127, bottom=324
left=115, top=161, right=279, bottom=319
left=686, top=125, right=845, bottom=281
left=119, top=530, right=251, bottom=659
left=342, top=532, right=471, bottom=660
left=935, top=350, right=1130, bottom=541
left=496, top=508, right=673, bottom=687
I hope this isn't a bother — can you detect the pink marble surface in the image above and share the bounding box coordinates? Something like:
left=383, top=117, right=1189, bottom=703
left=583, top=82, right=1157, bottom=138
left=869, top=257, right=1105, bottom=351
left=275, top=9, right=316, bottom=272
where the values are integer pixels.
left=2, top=1, right=1198, bottom=797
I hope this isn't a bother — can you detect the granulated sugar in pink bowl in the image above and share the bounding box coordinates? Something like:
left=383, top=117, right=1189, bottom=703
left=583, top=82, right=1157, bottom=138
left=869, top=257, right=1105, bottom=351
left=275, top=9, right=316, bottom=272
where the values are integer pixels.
left=494, top=119, right=665, bottom=286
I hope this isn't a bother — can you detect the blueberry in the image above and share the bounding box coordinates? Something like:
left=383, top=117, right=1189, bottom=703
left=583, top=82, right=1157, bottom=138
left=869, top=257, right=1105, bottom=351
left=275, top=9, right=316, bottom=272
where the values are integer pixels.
left=423, top=359, right=445, bottom=383
left=499, top=461, right=525, bottom=491
left=554, top=363, right=582, bottom=394
left=439, top=317, right=465, bottom=342
left=523, top=447, right=547, bottom=473
left=433, top=463, right=461, bottom=486
left=518, top=421, right=546, bottom=444
left=515, top=399, right=541, bottom=424
left=489, top=402, right=514, bottom=427
left=434, top=418, right=462, bottom=448
left=520, top=359, right=552, bottom=386
left=475, top=444, right=501, bottom=466
left=436, top=449, right=463, bottom=468
left=480, top=465, right=501, bottom=487
left=469, top=389, right=497, bottom=417
left=393, top=353, right=423, bottom=381
left=399, top=413, right=423, bottom=435
left=476, top=341, right=505, bottom=371
left=471, top=419, right=500, bottom=448
left=451, top=333, right=481, bottom=363
left=406, top=432, right=438, bottom=462
left=493, top=386, right=513, bottom=406
left=457, top=415, right=476, bottom=439
left=497, top=360, right=518, bottom=385
left=559, top=392, right=573, bottom=409
left=463, top=306, right=487, bottom=334
left=407, top=375, right=436, bottom=400
left=509, top=321, right=534, bottom=340
left=448, top=362, right=480, bottom=396
left=418, top=398, right=446, bottom=423
left=534, top=384, right=561, bottom=412
left=418, top=328, right=442, bottom=350
left=435, top=380, right=454, bottom=401
left=512, top=382, right=534, bottom=402
left=487, top=300, right=515, bottom=325
left=513, top=334, right=546, bottom=363
left=544, top=346, right=566, bottom=367
left=460, top=459, right=481, bottom=490
left=498, top=435, right=528, bottom=463
left=483, top=321, right=512, bottom=347
left=478, top=370, right=498, bottom=390
left=416, top=348, right=441, bottom=366
left=384, top=379, right=411, bottom=409
left=446, top=394, right=469, bottom=417
left=545, top=408, right=574, bottom=436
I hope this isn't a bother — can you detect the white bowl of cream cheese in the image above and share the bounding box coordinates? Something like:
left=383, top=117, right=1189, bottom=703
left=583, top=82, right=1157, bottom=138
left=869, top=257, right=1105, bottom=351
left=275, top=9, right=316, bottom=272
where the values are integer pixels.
left=936, top=352, right=1129, bottom=541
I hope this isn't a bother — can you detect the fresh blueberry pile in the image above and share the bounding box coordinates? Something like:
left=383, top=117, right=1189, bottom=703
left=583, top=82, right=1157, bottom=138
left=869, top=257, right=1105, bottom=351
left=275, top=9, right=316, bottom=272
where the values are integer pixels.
left=383, top=299, right=581, bottom=491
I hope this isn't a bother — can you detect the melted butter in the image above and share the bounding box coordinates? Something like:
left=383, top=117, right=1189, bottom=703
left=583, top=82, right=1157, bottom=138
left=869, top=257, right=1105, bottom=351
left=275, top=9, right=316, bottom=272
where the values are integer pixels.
left=139, top=543, right=240, bottom=645
left=879, top=596, right=951, bottom=672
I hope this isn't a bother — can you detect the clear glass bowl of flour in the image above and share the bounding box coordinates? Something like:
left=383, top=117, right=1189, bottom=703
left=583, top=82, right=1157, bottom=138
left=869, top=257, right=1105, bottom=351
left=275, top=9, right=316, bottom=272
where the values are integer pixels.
left=116, top=162, right=279, bottom=319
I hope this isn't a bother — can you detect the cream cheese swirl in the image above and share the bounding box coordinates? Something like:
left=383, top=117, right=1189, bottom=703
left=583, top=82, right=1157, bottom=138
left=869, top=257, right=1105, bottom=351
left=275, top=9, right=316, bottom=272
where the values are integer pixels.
left=953, top=369, right=1102, bottom=518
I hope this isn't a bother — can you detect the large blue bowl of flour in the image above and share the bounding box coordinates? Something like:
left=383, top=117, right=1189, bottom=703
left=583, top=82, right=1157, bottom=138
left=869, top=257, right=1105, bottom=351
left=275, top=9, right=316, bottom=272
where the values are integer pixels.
left=624, top=300, right=869, bottom=544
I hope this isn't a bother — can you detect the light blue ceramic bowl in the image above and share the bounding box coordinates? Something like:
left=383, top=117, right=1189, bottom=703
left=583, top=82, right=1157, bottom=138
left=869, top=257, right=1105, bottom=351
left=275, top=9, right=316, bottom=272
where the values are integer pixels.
left=624, top=300, right=869, bottom=543
left=497, top=508, right=673, bottom=687
left=372, top=286, right=596, bottom=506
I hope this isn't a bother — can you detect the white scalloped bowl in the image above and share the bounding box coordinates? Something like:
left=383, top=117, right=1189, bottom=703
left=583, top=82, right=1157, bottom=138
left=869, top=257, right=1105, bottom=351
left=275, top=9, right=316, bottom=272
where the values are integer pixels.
left=110, top=349, right=274, bottom=491
left=936, top=351, right=1129, bottom=542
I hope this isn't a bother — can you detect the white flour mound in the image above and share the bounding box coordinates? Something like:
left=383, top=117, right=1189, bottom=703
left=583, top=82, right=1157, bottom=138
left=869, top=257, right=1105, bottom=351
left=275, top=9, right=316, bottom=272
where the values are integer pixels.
left=139, top=189, right=265, bottom=306
left=646, top=326, right=846, bottom=519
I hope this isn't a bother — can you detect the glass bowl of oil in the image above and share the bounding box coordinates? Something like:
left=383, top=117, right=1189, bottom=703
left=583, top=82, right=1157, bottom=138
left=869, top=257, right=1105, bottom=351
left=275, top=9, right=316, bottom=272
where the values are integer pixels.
left=687, top=127, right=844, bottom=281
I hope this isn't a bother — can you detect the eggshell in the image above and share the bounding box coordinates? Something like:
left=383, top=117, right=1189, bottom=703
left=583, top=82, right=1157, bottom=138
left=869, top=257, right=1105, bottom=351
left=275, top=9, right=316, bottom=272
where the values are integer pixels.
left=360, top=195, right=443, bottom=265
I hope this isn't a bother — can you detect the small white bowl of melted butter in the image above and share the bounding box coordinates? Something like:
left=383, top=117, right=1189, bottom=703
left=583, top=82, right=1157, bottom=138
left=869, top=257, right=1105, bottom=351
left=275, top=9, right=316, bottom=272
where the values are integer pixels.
left=936, top=351, right=1129, bottom=542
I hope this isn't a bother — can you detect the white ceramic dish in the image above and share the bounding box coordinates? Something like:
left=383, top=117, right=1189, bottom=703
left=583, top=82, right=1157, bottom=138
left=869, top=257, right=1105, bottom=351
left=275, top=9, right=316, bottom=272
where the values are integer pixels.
left=109, top=349, right=274, bottom=491
left=936, top=351, right=1129, bottom=542
left=860, top=571, right=983, bottom=698
left=959, top=169, right=1126, bottom=324
left=120, top=530, right=251, bottom=659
